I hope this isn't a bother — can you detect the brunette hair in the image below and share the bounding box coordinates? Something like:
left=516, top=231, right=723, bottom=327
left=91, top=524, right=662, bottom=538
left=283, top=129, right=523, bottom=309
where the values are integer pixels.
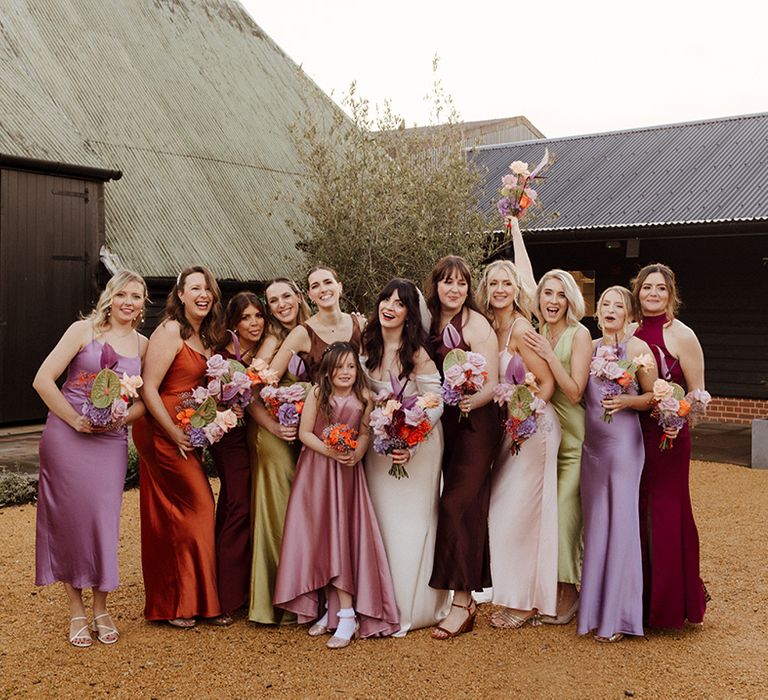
left=595, top=285, right=634, bottom=332
left=315, top=342, right=368, bottom=424
left=476, top=259, right=534, bottom=323
left=264, top=277, right=311, bottom=341
left=164, top=266, right=223, bottom=348
left=306, top=265, right=340, bottom=283
left=630, top=263, right=682, bottom=320
left=83, top=269, right=148, bottom=332
left=425, top=256, right=481, bottom=347
left=534, top=269, right=585, bottom=325
left=218, top=291, right=269, bottom=356
left=362, top=278, right=427, bottom=381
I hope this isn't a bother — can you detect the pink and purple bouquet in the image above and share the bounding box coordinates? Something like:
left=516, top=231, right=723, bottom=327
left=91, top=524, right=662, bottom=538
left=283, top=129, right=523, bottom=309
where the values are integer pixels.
left=176, top=392, right=238, bottom=449
left=589, top=345, right=655, bottom=423
left=80, top=343, right=143, bottom=431
left=441, top=324, right=487, bottom=420
left=497, top=148, right=550, bottom=228
left=651, top=380, right=712, bottom=450
left=196, top=354, right=254, bottom=412
left=369, top=373, right=440, bottom=479
left=493, top=354, right=546, bottom=455
left=260, top=382, right=310, bottom=429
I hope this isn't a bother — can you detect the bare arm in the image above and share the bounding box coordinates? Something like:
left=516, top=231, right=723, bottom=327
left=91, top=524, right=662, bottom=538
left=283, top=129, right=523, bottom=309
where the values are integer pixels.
left=523, top=325, right=591, bottom=403
left=248, top=399, right=297, bottom=441
left=140, top=322, right=192, bottom=455
left=603, top=338, right=659, bottom=414
left=255, top=334, right=280, bottom=363
left=269, top=325, right=311, bottom=379
left=32, top=320, right=94, bottom=432
left=462, top=312, right=499, bottom=412
left=675, top=323, right=706, bottom=392
left=298, top=389, right=331, bottom=457
left=512, top=321, right=555, bottom=402
left=509, top=216, right=537, bottom=296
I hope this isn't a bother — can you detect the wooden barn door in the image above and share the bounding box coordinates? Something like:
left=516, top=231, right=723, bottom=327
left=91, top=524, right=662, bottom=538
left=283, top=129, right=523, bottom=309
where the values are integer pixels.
left=0, top=169, right=99, bottom=423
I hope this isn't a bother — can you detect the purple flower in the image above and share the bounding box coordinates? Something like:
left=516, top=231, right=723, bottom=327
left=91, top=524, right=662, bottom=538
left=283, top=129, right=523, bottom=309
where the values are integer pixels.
left=206, top=354, right=230, bottom=379
left=497, top=197, right=511, bottom=217
left=188, top=427, right=208, bottom=448
left=441, top=384, right=462, bottom=406
left=277, top=403, right=299, bottom=427
left=81, top=401, right=114, bottom=427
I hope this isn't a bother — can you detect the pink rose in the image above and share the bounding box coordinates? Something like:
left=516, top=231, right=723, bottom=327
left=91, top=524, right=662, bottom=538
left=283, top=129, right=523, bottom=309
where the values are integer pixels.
left=653, top=379, right=674, bottom=401
left=658, top=396, right=680, bottom=414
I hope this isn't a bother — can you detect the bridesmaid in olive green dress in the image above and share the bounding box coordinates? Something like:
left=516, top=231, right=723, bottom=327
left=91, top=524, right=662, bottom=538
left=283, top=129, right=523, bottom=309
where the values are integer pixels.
left=508, top=218, right=592, bottom=623
left=247, top=279, right=311, bottom=624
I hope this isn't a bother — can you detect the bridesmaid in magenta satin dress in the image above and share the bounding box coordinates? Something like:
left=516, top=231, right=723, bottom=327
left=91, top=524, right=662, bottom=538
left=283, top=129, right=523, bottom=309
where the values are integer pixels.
left=631, top=264, right=709, bottom=629
left=33, top=271, right=148, bottom=647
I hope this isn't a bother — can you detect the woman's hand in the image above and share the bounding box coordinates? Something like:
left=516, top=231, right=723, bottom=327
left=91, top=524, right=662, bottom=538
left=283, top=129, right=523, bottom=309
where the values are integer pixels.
left=391, top=448, right=411, bottom=465
left=523, top=330, right=556, bottom=363
left=279, top=424, right=297, bottom=442
left=171, top=425, right=193, bottom=458
left=69, top=415, right=94, bottom=433
left=458, top=395, right=474, bottom=415
left=232, top=404, right=245, bottom=420
left=602, top=394, right=631, bottom=415
left=663, top=425, right=681, bottom=439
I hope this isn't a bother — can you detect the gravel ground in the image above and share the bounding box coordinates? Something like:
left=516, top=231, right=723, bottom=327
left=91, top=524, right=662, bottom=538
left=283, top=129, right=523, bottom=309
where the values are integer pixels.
left=1, top=459, right=766, bottom=699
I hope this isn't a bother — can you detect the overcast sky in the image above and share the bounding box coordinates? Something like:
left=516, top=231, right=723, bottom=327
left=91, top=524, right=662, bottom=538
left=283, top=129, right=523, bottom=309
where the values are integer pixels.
left=242, top=0, right=767, bottom=139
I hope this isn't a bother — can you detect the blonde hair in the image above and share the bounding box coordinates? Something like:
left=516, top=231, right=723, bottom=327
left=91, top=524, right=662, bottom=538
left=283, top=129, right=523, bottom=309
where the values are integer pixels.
left=535, top=269, right=585, bottom=325
left=595, top=285, right=634, bottom=332
left=83, top=270, right=148, bottom=332
left=477, top=259, right=533, bottom=323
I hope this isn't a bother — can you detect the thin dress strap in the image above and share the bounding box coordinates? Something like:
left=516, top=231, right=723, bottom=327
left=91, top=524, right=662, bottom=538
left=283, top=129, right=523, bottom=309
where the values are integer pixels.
left=504, top=316, right=525, bottom=351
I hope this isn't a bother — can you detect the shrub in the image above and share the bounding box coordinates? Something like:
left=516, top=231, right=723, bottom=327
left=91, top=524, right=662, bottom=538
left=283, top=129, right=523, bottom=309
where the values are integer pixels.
left=0, top=468, right=37, bottom=507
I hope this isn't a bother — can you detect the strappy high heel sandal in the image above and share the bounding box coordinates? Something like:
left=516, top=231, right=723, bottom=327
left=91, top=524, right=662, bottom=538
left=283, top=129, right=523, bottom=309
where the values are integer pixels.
left=595, top=632, right=624, bottom=643
left=490, top=607, right=540, bottom=629
left=91, top=612, right=119, bottom=644
left=69, top=616, right=93, bottom=648
left=431, top=599, right=477, bottom=640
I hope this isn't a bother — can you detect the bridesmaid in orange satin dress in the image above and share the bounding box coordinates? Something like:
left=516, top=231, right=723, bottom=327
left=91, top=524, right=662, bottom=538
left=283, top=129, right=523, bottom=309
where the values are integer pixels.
left=133, top=266, right=226, bottom=627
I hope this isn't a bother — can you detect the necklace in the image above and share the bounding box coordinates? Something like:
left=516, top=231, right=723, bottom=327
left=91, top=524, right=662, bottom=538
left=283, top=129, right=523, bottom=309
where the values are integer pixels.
left=546, top=325, right=565, bottom=348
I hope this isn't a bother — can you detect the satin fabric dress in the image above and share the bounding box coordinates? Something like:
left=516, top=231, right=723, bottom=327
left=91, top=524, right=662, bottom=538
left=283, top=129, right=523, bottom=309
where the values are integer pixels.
left=488, top=337, right=560, bottom=617
left=577, top=340, right=644, bottom=638
left=541, top=322, right=587, bottom=585
left=428, top=311, right=503, bottom=591
left=207, top=348, right=252, bottom=614
left=363, top=370, right=451, bottom=636
left=635, top=314, right=707, bottom=628
left=247, top=391, right=301, bottom=625
left=134, top=342, right=221, bottom=620
left=273, top=394, right=399, bottom=637
left=297, top=321, right=362, bottom=383
left=36, top=338, right=140, bottom=591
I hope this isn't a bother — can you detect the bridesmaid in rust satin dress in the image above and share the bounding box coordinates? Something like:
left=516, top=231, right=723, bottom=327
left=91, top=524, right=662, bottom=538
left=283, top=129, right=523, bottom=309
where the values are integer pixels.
left=631, top=263, right=708, bottom=629
left=134, top=266, right=226, bottom=627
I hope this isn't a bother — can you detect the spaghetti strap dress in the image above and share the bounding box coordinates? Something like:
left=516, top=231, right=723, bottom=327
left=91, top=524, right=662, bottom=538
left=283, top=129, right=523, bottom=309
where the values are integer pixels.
left=207, top=347, right=252, bottom=615
left=273, top=394, right=399, bottom=638
left=634, top=314, right=707, bottom=628
left=577, top=339, right=644, bottom=638
left=541, top=322, right=587, bottom=585
left=133, top=342, right=221, bottom=620
left=428, top=311, right=502, bottom=591
left=488, top=321, right=560, bottom=616
left=36, top=338, right=140, bottom=591
left=297, top=320, right=362, bottom=383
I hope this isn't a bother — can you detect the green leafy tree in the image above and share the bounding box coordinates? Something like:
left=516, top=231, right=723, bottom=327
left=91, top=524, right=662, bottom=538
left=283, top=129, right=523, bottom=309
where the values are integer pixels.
left=289, top=61, right=491, bottom=312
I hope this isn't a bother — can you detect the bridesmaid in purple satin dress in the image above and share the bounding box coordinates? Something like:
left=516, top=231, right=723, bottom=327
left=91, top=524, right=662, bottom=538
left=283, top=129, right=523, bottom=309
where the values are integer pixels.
left=33, top=271, right=148, bottom=648
left=631, top=264, right=709, bottom=629
left=577, top=286, right=657, bottom=642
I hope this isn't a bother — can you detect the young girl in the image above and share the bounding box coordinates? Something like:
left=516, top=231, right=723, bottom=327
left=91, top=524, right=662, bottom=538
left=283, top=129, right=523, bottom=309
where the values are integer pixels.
left=273, top=342, right=399, bottom=648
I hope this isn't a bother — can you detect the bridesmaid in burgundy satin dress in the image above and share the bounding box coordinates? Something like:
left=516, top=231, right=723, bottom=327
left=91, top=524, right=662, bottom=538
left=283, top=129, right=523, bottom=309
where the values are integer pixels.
left=631, top=264, right=708, bottom=629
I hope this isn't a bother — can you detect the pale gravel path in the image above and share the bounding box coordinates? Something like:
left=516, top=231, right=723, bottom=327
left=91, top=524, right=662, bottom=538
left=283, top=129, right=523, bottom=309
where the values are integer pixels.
left=1, top=460, right=766, bottom=699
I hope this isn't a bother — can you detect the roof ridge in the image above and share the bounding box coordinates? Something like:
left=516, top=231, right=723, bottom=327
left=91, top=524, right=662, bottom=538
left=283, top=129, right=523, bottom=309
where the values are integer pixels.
left=471, top=111, right=768, bottom=152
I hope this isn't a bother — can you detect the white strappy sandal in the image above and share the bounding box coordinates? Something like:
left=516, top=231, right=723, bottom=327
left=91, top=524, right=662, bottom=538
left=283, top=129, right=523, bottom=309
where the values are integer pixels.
left=69, top=616, right=93, bottom=648
left=91, top=612, right=119, bottom=644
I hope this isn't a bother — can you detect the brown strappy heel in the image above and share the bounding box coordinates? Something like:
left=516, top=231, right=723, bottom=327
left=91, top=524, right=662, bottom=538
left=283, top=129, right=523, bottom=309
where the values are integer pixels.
left=431, top=599, right=477, bottom=640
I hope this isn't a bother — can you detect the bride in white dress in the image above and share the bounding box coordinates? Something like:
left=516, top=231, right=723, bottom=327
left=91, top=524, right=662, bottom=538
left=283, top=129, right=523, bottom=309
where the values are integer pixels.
left=362, top=279, right=451, bottom=636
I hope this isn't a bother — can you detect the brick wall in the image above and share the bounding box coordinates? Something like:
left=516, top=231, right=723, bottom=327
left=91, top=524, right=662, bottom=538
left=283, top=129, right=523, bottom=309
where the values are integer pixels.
left=704, top=397, right=768, bottom=425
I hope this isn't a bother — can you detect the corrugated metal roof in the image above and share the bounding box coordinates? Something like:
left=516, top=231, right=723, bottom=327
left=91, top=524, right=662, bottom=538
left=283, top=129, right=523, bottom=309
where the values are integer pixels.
left=471, top=112, right=768, bottom=232
left=0, top=0, right=342, bottom=280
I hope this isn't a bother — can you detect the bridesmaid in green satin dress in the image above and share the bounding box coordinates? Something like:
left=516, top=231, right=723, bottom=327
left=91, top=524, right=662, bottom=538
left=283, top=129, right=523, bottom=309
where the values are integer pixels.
left=247, top=279, right=311, bottom=624
left=508, top=218, right=592, bottom=623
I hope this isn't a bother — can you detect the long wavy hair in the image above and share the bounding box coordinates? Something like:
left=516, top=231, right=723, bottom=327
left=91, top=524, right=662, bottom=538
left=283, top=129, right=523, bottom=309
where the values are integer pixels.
left=362, top=278, right=427, bottom=381
left=315, top=342, right=368, bottom=425
left=425, top=256, right=481, bottom=349
left=264, top=277, right=311, bottom=341
left=534, top=269, right=586, bottom=326
left=476, top=259, right=534, bottom=324
left=163, top=266, right=223, bottom=348
left=83, top=269, right=148, bottom=332
left=219, top=291, right=268, bottom=358
left=630, top=262, right=682, bottom=321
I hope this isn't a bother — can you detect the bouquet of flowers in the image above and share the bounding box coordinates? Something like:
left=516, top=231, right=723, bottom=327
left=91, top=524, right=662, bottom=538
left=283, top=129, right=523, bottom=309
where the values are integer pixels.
left=651, top=379, right=712, bottom=450
left=322, top=423, right=358, bottom=458
left=493, top=354, right=546, bottom=454
left=497, top=148, right=550, bottom=228
left=80, top=343, right=143, bottom=430
left=589, top=345, right=655, bottom=423
left=369, top=373, right=440, bottom=479
left=175, top=392, right=238, bottom=449
left=441, top=324, right=487, bottom=420
left=260, top=382, right=310, bottom=430
left=196, top=354, right=276, bottom=413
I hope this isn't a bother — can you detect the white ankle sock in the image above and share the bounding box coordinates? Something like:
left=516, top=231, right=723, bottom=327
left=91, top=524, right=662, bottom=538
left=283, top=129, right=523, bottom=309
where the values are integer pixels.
left=315, top=607, right=329, bottom=628
left=335, top=608, right=357, bottom=640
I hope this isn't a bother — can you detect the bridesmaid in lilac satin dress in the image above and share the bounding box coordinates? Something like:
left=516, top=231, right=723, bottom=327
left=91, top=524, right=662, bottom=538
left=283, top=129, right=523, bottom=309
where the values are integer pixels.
left=578, top=286, right=657, bottom=642
left=33, top=271, right=148, bottom=648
